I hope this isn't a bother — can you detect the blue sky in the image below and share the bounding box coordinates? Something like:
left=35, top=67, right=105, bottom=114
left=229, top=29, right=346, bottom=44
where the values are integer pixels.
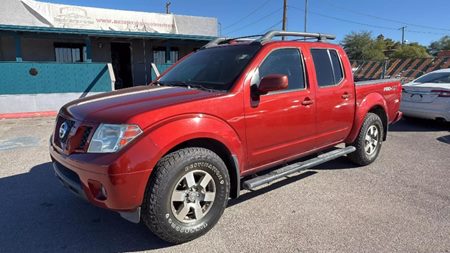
left=44, top=0, right=450, bottom=46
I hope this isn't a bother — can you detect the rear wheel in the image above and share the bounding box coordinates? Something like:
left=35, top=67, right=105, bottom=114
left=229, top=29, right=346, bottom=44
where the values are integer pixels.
left=142, top=147, right=230, bottom=244
left=347, top=113, right=384, bottom=166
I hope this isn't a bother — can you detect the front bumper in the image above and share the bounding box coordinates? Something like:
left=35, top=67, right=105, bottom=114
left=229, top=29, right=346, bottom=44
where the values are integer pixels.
left=52, top=160, right=141, bottom=223
left=49, top=141, right=156, bottom=223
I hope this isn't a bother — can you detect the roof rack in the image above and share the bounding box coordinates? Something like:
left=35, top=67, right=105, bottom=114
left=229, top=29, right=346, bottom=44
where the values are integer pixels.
left=202, top=34, right=264, bottom=49
left=257, top=31, right=336, bottom=43
left=201, top=30, right=336, bottom=49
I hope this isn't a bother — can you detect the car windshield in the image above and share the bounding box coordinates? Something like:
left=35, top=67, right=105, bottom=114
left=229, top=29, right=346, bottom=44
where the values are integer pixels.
left=158, top=44, right=260, bottom=91
left=415, top=72, right=450, bottom=84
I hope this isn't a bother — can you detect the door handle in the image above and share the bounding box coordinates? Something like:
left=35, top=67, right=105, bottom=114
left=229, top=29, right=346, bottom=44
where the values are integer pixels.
left=341, top=92, right=350, bottom=99
left=301, top=97, right=314, bottom=106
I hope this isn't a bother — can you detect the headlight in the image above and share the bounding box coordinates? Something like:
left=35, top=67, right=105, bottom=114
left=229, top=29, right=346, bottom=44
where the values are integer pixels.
left=87, top=124, right=142, bottom=153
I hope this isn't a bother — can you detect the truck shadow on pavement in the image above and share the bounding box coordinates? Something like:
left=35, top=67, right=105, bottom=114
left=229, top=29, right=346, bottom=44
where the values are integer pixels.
left=390, top=118, right=450, bottom=132
left=229, top=156, right=358, bottom=208
left=1, top=158, right=360, bottom=251
left=0, top=162, right=171, bottom=253
left=437, top=135, right=450, bottom=144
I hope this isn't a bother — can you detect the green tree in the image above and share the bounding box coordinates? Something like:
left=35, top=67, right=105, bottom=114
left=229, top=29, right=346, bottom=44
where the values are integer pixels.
left=342, top=31, right=429, bottom=60
left=391, top=43, right=430, bottom=59
left=341, top=31, right=385, bottom=60
left=428, top=36, right=450, bottom=55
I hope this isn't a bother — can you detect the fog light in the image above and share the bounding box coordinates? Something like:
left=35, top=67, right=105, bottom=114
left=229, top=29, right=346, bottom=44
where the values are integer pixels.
left=88, top=180, right=108, bottom=201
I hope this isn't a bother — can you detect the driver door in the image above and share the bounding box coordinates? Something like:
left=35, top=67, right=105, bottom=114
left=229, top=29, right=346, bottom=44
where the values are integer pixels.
left=244, top=47, right=316, bottom=169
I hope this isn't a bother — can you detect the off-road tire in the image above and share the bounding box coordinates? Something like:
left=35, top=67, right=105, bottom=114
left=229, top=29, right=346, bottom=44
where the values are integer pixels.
left=347, top=113, right=384, bottom=166
left=141, top=147, right=230, bottom=244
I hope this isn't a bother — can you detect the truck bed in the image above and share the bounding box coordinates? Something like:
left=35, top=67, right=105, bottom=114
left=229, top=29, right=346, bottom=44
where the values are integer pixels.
left=355, top=78, right=402, bottom=123
left=355, top=78, right=401, bottom=86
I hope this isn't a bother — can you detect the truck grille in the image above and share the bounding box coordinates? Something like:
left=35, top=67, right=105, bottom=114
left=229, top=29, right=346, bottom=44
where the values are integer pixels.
left=53, top=115, right=94, bottom=153
left=78, top=127, right=92, bottom=149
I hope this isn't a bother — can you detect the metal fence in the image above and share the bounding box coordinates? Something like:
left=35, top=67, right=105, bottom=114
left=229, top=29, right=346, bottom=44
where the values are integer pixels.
left=351, top=57, right=450, bottom=82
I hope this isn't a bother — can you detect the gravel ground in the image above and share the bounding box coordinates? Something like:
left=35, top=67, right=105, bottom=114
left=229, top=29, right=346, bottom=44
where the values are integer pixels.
left=0, top=117, right=449, bottom=253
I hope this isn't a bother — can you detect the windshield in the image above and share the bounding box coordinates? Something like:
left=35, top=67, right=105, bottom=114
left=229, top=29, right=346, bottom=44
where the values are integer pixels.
left=415, top=72, right=450, bottom=84
left=159, top=44, right=260, bottom=91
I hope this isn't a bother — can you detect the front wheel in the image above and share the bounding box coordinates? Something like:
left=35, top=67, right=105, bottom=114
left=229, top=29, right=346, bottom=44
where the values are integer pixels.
left=347, top=113, right=384, bottom=166
left=141, top=147, right=230, bottom=244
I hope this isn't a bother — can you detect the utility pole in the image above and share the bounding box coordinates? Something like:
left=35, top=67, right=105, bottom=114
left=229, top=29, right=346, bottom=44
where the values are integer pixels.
left=282, top=0, right=287, bottom=31
left=282, top=0, right=287, bottom=40
left=304, top=0, right=308, bottom=32
left=165, top=1, right=171, bottom=14
left=399, top=26, right=407, bottom=44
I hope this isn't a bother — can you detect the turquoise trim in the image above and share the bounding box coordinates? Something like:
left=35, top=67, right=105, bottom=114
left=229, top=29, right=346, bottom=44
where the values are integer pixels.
left=0, top=62, right=113, bottom=94
left=0, top=24, right=216, bottom=41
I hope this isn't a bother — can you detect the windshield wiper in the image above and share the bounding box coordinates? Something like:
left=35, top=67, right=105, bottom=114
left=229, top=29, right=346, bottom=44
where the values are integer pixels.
left=160, top=81, right=218, bottom=92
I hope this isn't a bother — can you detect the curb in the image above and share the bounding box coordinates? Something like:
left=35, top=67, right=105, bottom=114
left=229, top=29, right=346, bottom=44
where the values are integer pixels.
left=0, top=111, right=57, bottom=119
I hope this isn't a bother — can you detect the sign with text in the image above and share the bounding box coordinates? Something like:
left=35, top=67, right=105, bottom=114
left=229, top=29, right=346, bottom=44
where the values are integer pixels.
left=21, top=0, right=178, bottom=33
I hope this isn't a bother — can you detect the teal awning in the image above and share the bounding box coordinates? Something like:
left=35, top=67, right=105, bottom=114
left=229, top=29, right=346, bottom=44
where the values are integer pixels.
left=0, top=24, right=216, bottom=41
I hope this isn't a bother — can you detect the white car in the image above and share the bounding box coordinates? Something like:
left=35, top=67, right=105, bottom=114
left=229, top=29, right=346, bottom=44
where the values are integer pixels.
left=401, top=68, right=450, bottom=122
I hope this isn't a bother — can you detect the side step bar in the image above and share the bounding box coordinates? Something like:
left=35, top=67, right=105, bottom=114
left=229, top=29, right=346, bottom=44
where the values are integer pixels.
left=242, top=146, right=356, bottom=191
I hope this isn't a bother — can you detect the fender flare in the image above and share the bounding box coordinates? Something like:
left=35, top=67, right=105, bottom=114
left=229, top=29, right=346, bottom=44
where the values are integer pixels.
left=142, top=113, right=245, bottom=198
left=346, top=93, right=388, bottom=143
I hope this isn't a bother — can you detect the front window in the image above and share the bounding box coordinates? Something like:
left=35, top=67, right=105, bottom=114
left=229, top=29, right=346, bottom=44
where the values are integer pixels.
left=54, top=43, right=86, bottom=63
left=415, top=72, right=450, bottom=84
left=256, top=48, right=305, bottom=91
left=159, top=44, right=260, bottom=91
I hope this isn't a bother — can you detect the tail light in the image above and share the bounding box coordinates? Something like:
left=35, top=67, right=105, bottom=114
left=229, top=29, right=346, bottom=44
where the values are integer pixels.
left=431, top=90, right=450, bottom=97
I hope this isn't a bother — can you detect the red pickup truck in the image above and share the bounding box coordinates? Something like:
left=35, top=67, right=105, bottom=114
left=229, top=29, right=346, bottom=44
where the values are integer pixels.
left=50, top=31, right=402, bottom=244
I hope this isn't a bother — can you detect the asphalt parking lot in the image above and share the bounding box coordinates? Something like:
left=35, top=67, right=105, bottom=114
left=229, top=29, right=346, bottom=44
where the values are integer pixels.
left=0, top=117, right=449, bottom=253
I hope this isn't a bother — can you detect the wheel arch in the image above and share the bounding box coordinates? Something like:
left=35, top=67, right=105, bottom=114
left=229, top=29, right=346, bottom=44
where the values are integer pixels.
left=143, top=115, right=244, bottom=201
left=166, top=138, right=241, bottom=199
left=346, top=93, right=389, bottom=143
left=368, top=105, right=388, bottom=141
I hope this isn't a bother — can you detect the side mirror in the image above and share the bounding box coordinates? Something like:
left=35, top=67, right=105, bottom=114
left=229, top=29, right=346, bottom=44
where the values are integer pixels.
left=257, top=74, right=288, bottom=95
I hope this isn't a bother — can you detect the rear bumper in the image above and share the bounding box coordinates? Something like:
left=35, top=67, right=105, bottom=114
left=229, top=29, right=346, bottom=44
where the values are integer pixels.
left=400, top=101, right=450, bottom=121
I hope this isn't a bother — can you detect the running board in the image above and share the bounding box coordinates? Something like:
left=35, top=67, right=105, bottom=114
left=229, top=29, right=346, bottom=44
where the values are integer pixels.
left=242, top=146, right=356, bottom=191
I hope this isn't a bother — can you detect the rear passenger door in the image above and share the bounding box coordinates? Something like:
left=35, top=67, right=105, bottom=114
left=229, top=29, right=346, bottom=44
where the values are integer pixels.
left=310, top=48, right=355, bottom=147
left=245, top=47, right=316, bottom=169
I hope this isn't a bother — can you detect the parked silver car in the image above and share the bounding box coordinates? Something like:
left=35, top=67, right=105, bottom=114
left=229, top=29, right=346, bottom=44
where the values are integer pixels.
left=401, top=68, right=450, bottom=122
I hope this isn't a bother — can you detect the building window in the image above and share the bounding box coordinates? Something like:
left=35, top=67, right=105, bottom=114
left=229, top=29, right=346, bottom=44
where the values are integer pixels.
left=153, top=48, right=166, bottom=65
left=54, top=43, right=86, bottom=63
left=169, top=47, right=179, bottom=63
left=153, top=47, right=180, bottom=64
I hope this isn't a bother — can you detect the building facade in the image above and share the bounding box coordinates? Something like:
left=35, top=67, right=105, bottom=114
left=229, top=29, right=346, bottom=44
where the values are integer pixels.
left=0, top=0, right=217, bottom=114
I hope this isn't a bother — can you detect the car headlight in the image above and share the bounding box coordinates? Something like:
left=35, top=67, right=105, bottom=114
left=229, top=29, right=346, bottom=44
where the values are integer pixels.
left=87, top=124, right=142, bottom=153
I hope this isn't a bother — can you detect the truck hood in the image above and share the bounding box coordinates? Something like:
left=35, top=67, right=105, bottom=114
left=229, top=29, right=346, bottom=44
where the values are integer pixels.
left=61, top=86, right=224, bottom=123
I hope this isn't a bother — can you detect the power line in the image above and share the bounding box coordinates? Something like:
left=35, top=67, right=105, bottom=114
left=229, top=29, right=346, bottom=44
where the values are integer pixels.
left=259, top=20, right=283, bottom=34
left=318, top=0, right=450, bottom=32
left=225, top=8, right=283, bottom=35
left=289, top=5, right=397, bottom=31
left=222, top=0, right=273, bottom=31
left=289, top=5, right=449, bottom=36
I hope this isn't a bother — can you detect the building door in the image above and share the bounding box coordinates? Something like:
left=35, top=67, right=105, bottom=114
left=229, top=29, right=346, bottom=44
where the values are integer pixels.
left=111, top=43, right=133, bottom=89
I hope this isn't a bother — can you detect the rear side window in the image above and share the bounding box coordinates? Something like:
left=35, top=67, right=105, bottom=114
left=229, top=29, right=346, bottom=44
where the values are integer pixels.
left=258, top=48, right=305, bottom=90
left=311, top=49, right=344, bottom=87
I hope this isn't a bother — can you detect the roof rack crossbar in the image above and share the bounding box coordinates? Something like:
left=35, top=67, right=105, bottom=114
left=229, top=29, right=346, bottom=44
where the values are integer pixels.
left=201, top=34, right=265, bottom=49
left=257, top=31, right=336, bottom=43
